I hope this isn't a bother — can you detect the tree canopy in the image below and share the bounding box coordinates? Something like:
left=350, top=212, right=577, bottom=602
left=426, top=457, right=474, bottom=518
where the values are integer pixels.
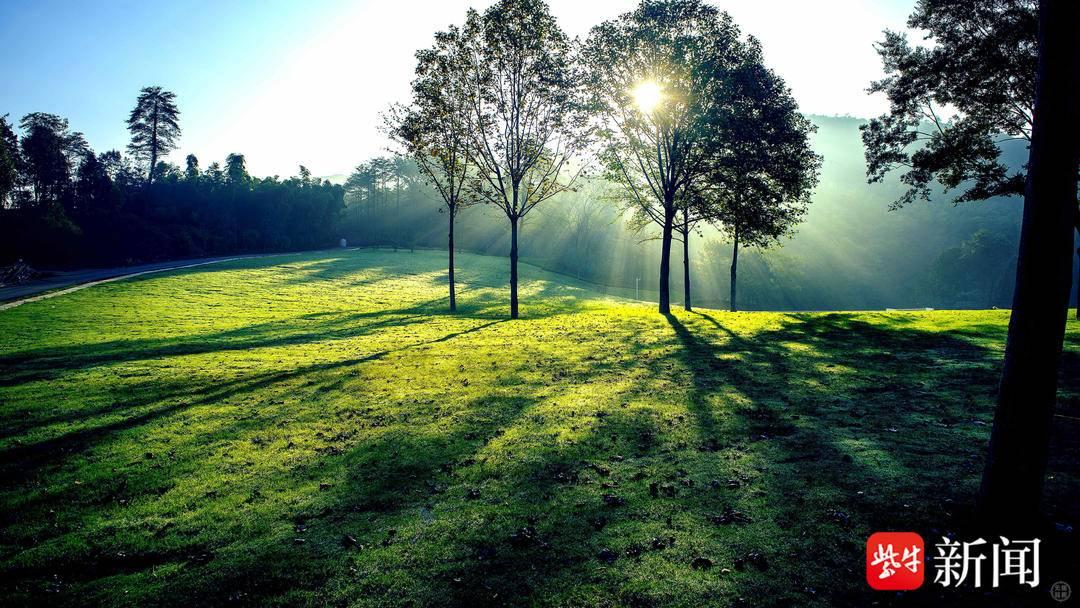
left=861, top=0, right=1038, bottom=208
left=709, top=44, right=820, bottom=251
left=126, top=86, right=181, bottom=185
left=583, top=0, right=816, bottom=314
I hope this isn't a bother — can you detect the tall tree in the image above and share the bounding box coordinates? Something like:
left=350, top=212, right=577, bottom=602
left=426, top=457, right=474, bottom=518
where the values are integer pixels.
left=74, top=151, right=114, bottom=217
left=582, top=0, right=750, bottom=314
left=344, top=157, right=410, bottom=246
left=0, top=115, right=19, bottom=207
left=461, top=0, right=589, bottom=319
left=225, top=153, right=248, bottom=185
left=184, top=154, right=200, bottom=181
left=713, top=175, right=812, bottom=312
left=126, top=86, right=181, bottom=185
left=863, top=0, right=1080, bottom=318
left=710, top=49, right=820, bottom=312
left=18, top=113, right=88, bottom=212
left=978, top=0, right=1080, bottom=524
left=386, top=24, right=476, bottom=312
left=204, top=161, right=224, bottom=187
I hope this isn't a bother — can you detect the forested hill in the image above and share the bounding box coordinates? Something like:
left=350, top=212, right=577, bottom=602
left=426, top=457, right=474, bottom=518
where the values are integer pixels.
left=718, top=115, right=1027, bottom=310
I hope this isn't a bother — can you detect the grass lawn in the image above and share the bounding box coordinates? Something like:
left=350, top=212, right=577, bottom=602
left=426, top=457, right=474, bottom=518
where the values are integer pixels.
left=1, top=249, right=1077, bottom=607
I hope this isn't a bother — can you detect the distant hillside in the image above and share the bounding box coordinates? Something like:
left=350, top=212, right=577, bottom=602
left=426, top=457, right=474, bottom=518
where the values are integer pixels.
left=722, top=115, right=1026, bottom=310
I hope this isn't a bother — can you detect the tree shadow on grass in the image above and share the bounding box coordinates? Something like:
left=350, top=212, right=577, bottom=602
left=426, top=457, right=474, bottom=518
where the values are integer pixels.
left=0, top=280, right=591, bottom=391
left=3, top=305, right=1077, bottom=607
left=663, top=311, right=1079, bottom=607
left=0, top=319, right=505, bottom=500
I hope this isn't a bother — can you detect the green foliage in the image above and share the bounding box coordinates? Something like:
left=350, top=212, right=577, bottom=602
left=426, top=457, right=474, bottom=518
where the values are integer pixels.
left=1, top=250, right=1076, bottom=606
left=582, top=0, right=819, bottom=312
left=384, top=23, right=474, bottom=218
left=861, top=0, right=1037, bottom=208
left=462, top=0, right=589, bottom=219
left=126, top=87, right=182, bottom=185
left=927, top=229, right=1017, bottom=307
left=1, top=147, right=344, bottom=265
left=705, top=43, right=820, bottom=250
left=582, top=0, right=743, bottom=226
left=74, top=150, right=114, bottom=217
left=342, top=157, right=423, bottom=248
left=16, top=112, right=88, bottom=212
left=2, top=82, right=346, bottom=266
left=225, top=153, right=249, bottom=185
left=0, top=115, right=19, bottom=205
left=183, top=154, right=200, bottom=181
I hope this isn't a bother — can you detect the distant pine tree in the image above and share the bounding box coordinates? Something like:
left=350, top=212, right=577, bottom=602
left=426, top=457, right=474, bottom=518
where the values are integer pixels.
left=126, top=87, right=180, bottom=185
left=184, top=154, right=200, bottom=181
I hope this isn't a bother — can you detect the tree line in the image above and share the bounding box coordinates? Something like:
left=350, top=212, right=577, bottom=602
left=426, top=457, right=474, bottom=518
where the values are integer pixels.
left=0, top=90, right=344, bottom=266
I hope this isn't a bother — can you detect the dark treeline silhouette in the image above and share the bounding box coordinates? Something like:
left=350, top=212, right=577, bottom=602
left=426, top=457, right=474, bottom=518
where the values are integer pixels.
left=0, top=93, right=344, bottom=267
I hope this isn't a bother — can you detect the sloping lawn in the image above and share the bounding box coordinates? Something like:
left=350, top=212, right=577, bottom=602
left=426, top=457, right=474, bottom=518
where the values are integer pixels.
left=1, top=249, right=1077, bottom=607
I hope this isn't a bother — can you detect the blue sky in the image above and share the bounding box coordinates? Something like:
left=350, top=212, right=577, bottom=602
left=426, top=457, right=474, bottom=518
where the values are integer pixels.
left=1, top=0, right=914, bottom=178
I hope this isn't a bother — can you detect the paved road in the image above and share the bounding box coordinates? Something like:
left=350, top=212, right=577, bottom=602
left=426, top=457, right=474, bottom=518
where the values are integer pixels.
left=0, top=255, right=249, bottom=310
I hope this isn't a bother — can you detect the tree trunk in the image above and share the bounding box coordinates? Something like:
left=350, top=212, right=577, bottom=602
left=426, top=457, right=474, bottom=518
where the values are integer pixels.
left=1075, top=211, right=1080, bottom=319
left=449, top=207, right=457, bottom=313
left=978, top=0, right=1080, bottom=524
left=658, top=201, right=674, bottom=315
left=148, top=108, right=158, bottom=186
left=730, top=228, right=740, bottom=312
left=682, top=216, right=691, bottom=312
left=510, top=215, right=519, bottom=319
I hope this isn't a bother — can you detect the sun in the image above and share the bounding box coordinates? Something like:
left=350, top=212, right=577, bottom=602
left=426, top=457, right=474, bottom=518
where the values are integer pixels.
left=631, top=80, right=663, bottom=114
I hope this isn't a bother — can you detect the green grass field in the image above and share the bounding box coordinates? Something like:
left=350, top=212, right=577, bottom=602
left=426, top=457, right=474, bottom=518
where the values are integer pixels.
left=1, top=249, right=1077, bottom=607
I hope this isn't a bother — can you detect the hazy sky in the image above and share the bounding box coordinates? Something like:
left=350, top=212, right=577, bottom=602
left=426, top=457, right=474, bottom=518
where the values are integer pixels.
left=1, top=0, right=914, bottom=178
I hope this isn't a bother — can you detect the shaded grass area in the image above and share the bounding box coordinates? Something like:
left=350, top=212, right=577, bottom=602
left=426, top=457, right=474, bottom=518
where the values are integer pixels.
left=0, top=249, right=1077, bottom=607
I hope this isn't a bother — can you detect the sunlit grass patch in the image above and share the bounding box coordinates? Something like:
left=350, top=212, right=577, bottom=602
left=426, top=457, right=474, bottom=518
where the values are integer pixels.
left=0, top=249, right=1076, bottom=607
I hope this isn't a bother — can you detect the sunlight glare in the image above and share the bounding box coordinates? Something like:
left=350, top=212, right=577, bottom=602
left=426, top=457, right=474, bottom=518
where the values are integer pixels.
left=631, top=81, right=663, bottom=114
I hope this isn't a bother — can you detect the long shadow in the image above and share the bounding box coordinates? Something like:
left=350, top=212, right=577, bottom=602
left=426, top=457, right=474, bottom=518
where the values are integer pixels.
left=0, top=278, right=592, bottom=391
left=0, top=302, right=442, bottom=388
left=4, top=301, right=1075, bottom=607
left=3, top=307, right=659, bottom=606
left=0, top=319, right=505, bottom=496
left=665, top=311, right=1078, bottom=607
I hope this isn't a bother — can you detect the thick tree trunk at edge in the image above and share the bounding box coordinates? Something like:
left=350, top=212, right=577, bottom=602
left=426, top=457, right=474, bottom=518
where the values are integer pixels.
left=978, top=0, right=1080, bottom=524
